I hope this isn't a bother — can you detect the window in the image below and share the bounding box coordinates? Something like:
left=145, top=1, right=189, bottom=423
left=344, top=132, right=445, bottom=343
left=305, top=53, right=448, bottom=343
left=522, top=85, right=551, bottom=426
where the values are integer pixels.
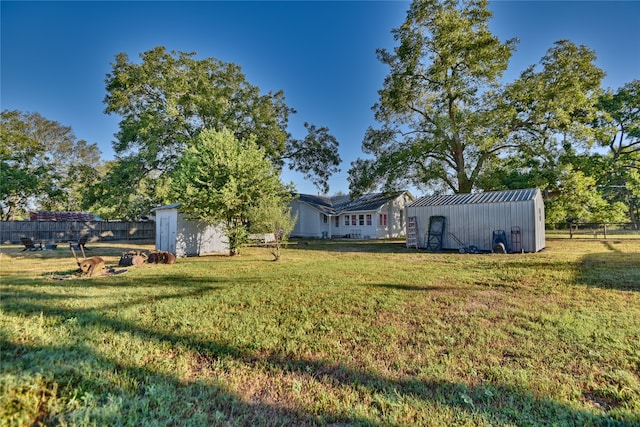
left=344, top=215, right=349, bottom=226
left=323, top=214, right=328, bottom=223
left=359, top=214, right=365, bottom=226
left=379, top=214, right=387, bottom=226
left=399, top=210, right=403, bottom=228
left=335, top=216, right=340, bottom=227
left=351, top=215, right=356, bottom=226
left=366, top=214, right=372, bottom=226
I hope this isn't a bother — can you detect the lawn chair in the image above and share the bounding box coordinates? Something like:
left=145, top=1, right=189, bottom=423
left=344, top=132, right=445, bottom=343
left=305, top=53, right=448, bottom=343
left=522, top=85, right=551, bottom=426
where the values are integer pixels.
left=69, top=235, right=89, bottom=251
left=21, top=237, right=43, bottom=251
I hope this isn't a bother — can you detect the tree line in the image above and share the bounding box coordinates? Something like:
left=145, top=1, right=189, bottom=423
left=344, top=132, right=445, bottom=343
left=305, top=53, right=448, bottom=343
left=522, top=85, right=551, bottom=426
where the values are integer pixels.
left=2, top=0, right=639, bottom=244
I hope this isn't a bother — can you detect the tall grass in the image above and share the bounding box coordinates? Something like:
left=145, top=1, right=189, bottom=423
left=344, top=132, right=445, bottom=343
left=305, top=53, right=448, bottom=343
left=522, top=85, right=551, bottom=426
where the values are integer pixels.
left=1, top=239, right=639, bottom=426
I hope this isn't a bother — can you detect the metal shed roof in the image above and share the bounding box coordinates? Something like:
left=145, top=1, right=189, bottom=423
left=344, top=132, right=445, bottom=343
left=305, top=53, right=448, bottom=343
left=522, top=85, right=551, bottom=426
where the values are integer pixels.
left=408, top=188, right=539, bottom=207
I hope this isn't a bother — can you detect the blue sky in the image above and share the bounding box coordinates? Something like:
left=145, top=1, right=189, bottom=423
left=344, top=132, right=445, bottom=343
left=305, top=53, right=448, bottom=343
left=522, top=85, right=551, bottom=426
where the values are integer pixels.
left=2, top=1, right=639, bottom=196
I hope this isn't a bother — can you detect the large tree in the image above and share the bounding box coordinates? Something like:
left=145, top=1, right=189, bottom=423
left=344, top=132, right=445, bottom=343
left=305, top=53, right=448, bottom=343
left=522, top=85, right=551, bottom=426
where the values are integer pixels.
left=349, top=0, right=516, bottom=195
left=591, top=80, right=640, bottom=226
left=102, top=46, right=340, bottom=218
left=348, top=0, right=604, bottom=196
left=501, top=40, right=605, bottom=187
left=595, top=80, right=640, bottom=161
left=171, top=128, right=294, bottom=256
left=1, top=110, right=101, bottom=220
left=544, top=166, right=627, bottom=226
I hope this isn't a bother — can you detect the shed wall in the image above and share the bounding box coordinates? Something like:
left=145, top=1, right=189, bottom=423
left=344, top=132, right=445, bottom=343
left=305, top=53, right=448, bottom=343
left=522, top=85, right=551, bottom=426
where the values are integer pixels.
left=155, top=207, right=229, bottom=257
left=407, top=197, right=545, bottom=252
left=176, top=214, right=228, bottom=257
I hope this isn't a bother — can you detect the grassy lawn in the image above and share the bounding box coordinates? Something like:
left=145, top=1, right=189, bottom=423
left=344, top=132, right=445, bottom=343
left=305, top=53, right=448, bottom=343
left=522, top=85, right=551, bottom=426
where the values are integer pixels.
left=1, top=239, right=639, bottom=426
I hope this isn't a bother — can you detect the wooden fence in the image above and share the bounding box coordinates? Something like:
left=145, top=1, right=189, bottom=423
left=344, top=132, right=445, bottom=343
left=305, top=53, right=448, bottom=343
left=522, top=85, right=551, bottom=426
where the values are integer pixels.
left=0, top=221, right=155, bottom=244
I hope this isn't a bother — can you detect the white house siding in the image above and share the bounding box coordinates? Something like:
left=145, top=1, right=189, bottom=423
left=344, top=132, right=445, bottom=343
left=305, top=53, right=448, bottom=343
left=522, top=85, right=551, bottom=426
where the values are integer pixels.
left=291, top=191, right=415, bottom=240
left=407, top=189, right=545, bottom=252
left=291, top=201, right=325, bottom=238
left=342, top=211, right=378, bottom=239
left=385, top=193, right=411, bottom=238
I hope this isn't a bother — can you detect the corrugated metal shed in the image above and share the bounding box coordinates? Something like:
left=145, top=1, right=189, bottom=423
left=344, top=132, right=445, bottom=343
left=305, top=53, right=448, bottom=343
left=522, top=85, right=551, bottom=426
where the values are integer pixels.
left=407, top=188, right=545, bottom=252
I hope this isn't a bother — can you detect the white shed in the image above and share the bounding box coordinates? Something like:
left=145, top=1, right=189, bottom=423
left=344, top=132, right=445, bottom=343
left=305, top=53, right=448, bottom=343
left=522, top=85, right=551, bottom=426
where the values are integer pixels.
left=153, top=204, right=229, bottom=257
left=406, top=188, right=545, bottom=253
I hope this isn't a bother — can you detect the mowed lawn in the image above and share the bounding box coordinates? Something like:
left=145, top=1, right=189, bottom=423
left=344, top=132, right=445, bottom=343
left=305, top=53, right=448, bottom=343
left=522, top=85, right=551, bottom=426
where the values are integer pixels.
left=1, top=239, right=639, bottom=426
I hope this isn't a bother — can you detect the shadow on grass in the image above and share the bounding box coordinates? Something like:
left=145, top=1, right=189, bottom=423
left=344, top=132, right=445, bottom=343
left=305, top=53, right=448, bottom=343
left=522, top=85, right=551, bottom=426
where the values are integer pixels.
left=0, top=338, right=325, bottom=426
left=577, top=250, right=640, bottom=292
left=2, top=281, right=633, bottom=426
left=1, top=244, right=149, bottom=260
left=371, top=283, right=463, bottom=292
left=286, top=239, right=411, bottom=254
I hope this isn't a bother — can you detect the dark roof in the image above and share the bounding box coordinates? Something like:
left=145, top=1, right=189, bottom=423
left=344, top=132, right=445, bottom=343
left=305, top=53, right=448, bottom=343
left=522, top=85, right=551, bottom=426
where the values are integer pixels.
left=296, top=191, right=411, bottom=215
left=408, top=188, right=540, bottom=208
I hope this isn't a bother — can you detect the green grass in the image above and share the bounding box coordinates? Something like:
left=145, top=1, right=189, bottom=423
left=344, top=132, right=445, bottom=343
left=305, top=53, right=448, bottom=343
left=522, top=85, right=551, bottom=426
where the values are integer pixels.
left=1, top=239, right=639, bottom=426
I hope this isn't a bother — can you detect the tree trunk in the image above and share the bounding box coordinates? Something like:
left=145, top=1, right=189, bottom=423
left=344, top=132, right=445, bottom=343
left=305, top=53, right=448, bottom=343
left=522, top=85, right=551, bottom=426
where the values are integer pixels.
left=628, top=201, right=638, bottom=230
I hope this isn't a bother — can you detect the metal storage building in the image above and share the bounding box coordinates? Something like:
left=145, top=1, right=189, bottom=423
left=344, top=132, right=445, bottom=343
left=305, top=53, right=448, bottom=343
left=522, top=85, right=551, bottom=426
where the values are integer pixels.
left=406, top=188, right=545, bottom=253
left=153, top=204, right=229, bottom=257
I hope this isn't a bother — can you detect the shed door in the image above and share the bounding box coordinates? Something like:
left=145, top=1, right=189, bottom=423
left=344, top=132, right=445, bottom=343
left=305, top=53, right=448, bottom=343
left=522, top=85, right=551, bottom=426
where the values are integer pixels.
left=159, top=216, right=171, bottom=252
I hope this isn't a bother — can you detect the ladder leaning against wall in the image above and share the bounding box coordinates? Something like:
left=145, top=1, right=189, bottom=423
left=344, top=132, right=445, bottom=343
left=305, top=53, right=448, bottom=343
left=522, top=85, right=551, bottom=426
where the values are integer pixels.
left=406, top=216, right=419, bottom=249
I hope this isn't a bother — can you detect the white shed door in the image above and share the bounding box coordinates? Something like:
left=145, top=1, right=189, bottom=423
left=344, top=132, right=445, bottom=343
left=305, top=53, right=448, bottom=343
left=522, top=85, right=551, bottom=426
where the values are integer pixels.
left=159, top=216, right=171, bottom=252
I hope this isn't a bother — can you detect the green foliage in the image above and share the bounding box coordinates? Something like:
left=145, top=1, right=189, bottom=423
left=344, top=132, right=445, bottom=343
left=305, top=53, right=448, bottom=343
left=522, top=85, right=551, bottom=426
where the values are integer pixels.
left=284, top=122, right=341, bottom=194
left=505, top=40, right=605, bottom=155
left=545, top=167, right=627, bottom=226
left=101, top=47, right=341, bottom=218
left=0, top=110, right=101, bottom=220
left=248, top=194, right=298, bottom=261
left=82, top=159, right=161, bottom=221
left=171, top=128, right=291, bottom=256
left=595, top=79, right=640, bottom=160
left=350, top=0, right=517, bottom=195
left=105, top=46, right=291, bottom=168
left=589, top=81, right=640, bottom=227
left=349, top=0, right=606, bottom=197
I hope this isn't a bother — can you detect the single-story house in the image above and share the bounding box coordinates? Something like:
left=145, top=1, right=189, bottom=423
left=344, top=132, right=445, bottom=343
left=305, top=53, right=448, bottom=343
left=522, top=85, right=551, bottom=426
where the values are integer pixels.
left=152, top=204, right=229, bottom=257
left=290, top=191, right=415, bottom=239
left=406, top=188, right=545, bottom=252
